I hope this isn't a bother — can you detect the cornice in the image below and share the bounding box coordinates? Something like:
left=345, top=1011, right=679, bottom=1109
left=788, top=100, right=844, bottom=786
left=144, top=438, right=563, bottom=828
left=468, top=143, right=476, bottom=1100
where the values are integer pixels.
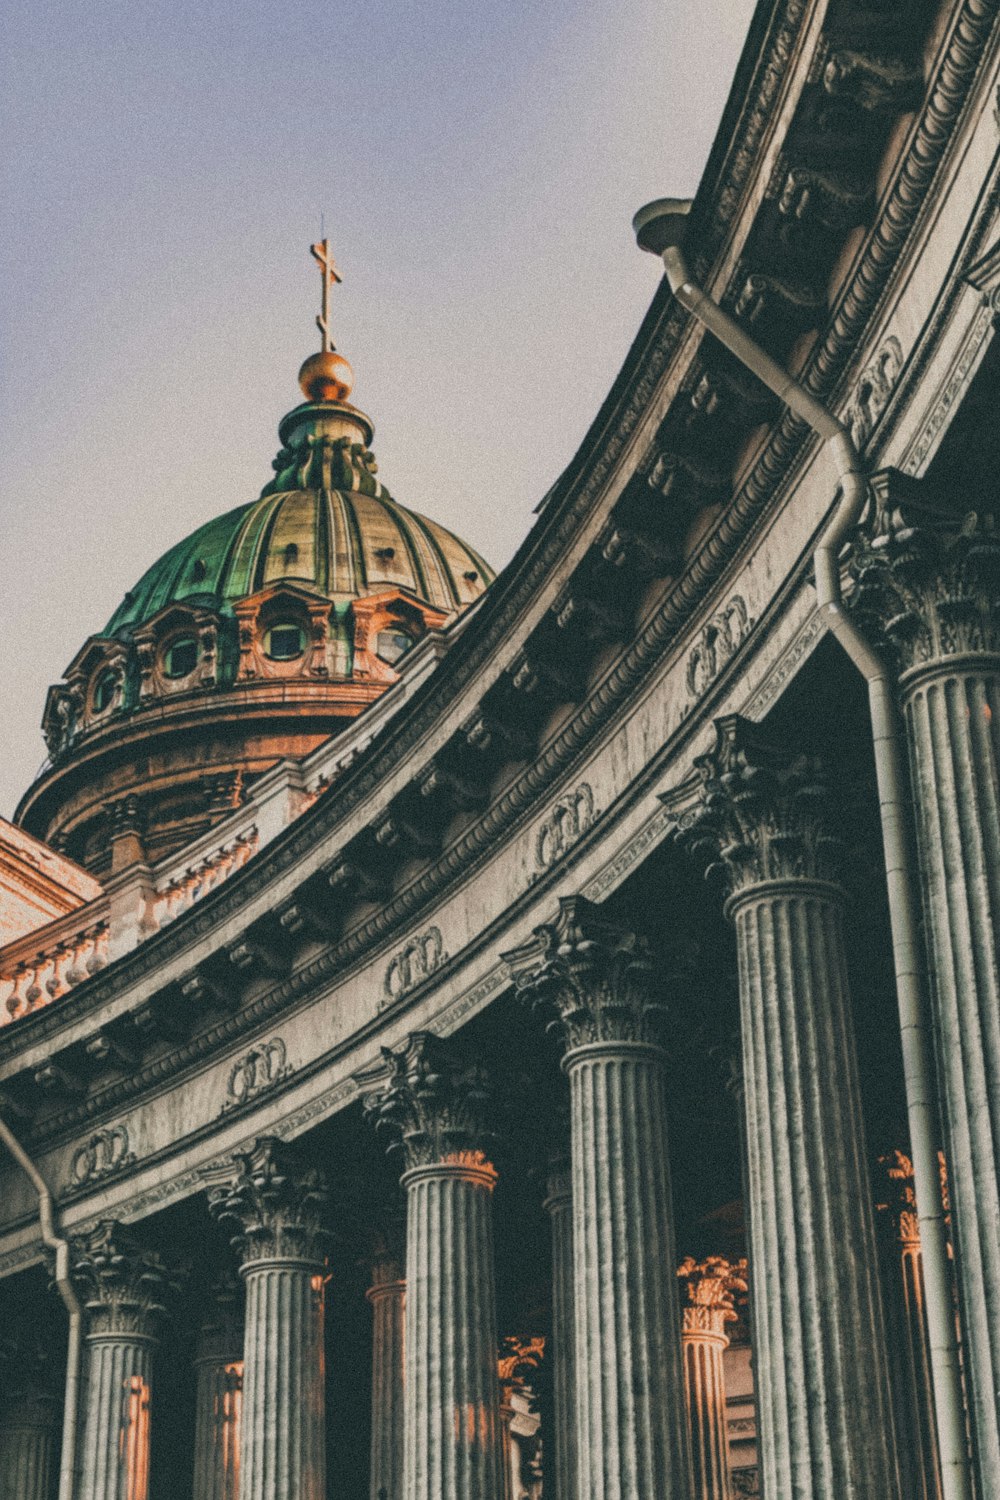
left=1, top=0, right=993, bottom=1142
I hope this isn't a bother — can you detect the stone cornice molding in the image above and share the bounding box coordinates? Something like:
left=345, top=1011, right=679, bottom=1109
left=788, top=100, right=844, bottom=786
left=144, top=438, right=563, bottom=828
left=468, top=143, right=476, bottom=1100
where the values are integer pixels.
left=0, top=0, right=993, bottom=1169
left=503, top=896, right=663, bottom=1054
left=204, top=1136, right=330, bottom=1268
left=359, top=1031, right=495, bottom=1171
left=670, top=714, right=842, bottom=896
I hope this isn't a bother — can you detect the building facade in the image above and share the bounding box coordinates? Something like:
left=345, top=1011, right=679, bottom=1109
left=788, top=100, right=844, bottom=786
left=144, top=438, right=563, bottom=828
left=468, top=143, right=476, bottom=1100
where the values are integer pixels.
left=2, top=0, right=1000, bottom=1497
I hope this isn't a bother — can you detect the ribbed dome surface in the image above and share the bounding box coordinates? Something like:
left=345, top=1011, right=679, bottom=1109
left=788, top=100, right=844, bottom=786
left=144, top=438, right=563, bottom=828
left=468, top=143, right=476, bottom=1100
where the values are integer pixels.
left=105, top=400, right=493, bottom=636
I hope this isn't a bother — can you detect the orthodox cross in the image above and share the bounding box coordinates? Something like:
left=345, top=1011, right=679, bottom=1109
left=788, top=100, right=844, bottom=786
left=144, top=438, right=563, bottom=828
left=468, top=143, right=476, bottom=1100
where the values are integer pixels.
left=310, top=238, right=342, bottom=353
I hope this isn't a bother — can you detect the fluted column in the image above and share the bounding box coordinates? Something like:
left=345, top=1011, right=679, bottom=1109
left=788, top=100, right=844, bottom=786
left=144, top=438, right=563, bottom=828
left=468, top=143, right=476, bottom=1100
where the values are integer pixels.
left=874, top=1151, right=943, bottom=1500
left=0, top=1387, right=58, bottom=1500
left=366, top=1230, right=406, bottom=1500
left=205, top=1137, right=329, bottom=1500
left=677, top=1257, right=747, bottom=1500
left=505, top=900, right=692, bottom=1500
left=851, top=490, right=1000, bottom=1487
left=192, top=1278, right=243, bottom=1500
left=361, top=1032, right=504, bottom=1500
left=676, top=717, right=902, bottom=1500
left=71, top=1221, right=174, bottom=1500
left=542, top=1157, right=575, bottom=1500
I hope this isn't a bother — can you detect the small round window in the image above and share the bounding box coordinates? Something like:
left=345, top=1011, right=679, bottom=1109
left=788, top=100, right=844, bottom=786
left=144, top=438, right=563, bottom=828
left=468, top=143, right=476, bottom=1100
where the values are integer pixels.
left=164, top=636, right=198, bottom=679
left=376, top=628, right=415, bottom=666
left=92, top=669, right=118, bottom=713
left=264, top=622, right=305, bottom=661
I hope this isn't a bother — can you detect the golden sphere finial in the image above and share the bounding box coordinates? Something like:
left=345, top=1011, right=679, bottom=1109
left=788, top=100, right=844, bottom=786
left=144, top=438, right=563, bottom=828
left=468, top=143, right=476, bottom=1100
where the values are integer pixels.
left=298, top=351, right=354, bottom=404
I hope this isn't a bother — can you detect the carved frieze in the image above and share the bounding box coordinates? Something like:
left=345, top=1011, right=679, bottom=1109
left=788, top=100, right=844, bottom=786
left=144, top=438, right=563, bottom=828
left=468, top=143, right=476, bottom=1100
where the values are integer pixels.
left=381, top=927, right=448, bottom=1010
left=846, top=335, right=903, bottom=448
left=70, top=1125, right=136, bottom=1188
left=535, top=784, right=595, bottom=872
left=223, top=1037, right=290, bottom=1113
left=685, top=595, right=752, bottom=700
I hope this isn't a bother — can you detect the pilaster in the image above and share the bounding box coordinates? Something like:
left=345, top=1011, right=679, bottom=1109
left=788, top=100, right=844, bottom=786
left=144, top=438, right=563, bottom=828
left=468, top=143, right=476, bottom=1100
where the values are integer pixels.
left=0, top=1327, right=60, bottom=1500
left=675, top=716, right=901, bottom=1500
left=205, top=1137, right=329, bottom=1500
left=361, top=1032, right=504, bottom=1500
left=505, top=899, right=692, bottom=1500
left=851, top=477, right=1000, bottom=1488
left=71, top=1220, right=176, bottom=1500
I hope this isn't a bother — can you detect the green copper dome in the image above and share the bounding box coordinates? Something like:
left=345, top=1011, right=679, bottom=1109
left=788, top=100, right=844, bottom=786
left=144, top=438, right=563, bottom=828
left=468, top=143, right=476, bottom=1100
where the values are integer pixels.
left=105, top=400, right=493, bottom=638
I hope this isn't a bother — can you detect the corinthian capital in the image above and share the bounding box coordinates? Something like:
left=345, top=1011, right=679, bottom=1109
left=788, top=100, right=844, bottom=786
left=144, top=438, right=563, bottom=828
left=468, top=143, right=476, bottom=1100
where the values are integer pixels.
left=71, top=1221, right=179, bottom=1339
left=849, top=469, right=1000, bottom=673
left=670, top=715, right=841, bottom=896
left=204, top=1137, right=330, bottom=1266
left=359, top=1031, right=494, bottom=1173
left=503, top=896, right=661, bottom=1054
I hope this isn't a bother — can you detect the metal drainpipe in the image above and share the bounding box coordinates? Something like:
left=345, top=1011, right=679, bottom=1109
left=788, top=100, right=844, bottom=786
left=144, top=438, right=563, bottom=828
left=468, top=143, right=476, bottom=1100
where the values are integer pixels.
left=633, top=197, right=972, bottom=1500
left=0, top=1115, right=81, bottom=1500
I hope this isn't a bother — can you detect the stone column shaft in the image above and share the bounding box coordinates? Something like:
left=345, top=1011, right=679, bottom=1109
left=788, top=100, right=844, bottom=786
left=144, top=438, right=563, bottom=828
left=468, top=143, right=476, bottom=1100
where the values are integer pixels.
left=674, top=718, right=902, bottom=1500
left=403, top=1160, right=502, bottom=1500
left=734, top=883, right=899, bottom=1498
left=0, top=1391, right=59, bottom=1500
left=192, top=1320, right=242, bottom=1500
left=570, top=1041, right=689, bottom=1499
left=505, top=900, right=692, bottom=1500
left=904, top=662, right=1000, bottom=1479
left=368, top=1264, right=406, bottom=1500
left=241, top=1258, right=325, bottom=1499
left=205, top=1137, right=329, bottom=1500
left=682, top=1310, right=732, bottom=1500
left=360, top=1032, right=505, bottom=1500
left=542, top=1163, right=576, bottom=1500
left=71, top=1221, right=173, bottom=1500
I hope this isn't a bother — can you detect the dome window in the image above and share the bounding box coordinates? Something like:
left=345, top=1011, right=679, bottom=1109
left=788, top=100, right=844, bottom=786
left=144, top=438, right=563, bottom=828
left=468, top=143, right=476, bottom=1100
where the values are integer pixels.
left=284, top=543, right=299, bottom=567
left=164, top=636, right=199, bottom=679
left=376, top=627, right=415, bottom=666
left=191, top=559, right=207, bottom=582
left=264, top=622, right=306, bottom=661
left=92, top=669, right=119, bottom=714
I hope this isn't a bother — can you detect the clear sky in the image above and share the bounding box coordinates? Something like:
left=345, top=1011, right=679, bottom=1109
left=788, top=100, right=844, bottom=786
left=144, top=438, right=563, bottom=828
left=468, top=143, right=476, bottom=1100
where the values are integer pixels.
left=0, top=0, right=755, bottom=819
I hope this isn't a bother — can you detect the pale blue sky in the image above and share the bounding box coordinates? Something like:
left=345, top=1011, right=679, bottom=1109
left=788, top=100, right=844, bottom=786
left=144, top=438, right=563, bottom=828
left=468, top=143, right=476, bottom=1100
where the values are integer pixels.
left=0, top=0, right=755, bottom=817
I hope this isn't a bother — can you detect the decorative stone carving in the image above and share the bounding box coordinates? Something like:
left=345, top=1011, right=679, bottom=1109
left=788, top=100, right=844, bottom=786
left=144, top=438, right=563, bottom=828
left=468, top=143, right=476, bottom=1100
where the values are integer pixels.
left=70, top=1124, right=135, bottom=1186
left=822, top=50, right=923, bottom=114
left=205, top=1136, right=330, bottom=1266
left=71, top=1220, right=175, bottom=1340
left=683, top=714, right=841, bottom=894
left=223, top=1037, right=289, bottom=1112
left=850, top=472, right=1000, bottom=673
left=686, top=595, right=752, bottom=698
left=505, top=895, right=662, bottom=1051
left=381, top=927, right=448, bottom=1009
left=361, top=1031, right=493, bottom=1170
left=846, top=335, right=903, bottom=448
left=534, top=784, right=595, bottom=871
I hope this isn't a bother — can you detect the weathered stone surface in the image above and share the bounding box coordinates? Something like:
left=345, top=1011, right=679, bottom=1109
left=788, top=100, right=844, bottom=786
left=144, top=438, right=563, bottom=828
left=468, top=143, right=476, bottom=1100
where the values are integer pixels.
left=192, top=1277, right=243, bottom=1500
left=362, top=1034, right=504, bottom=1500
left=677, top=718, right=902, bottom=1500
left=542, top=1157, right=576, bottom=1500
left=366, top=1228, right=406, bottom=1500
left=72, top=1221, right=177, bottom=1500
left=205, top=1138, right=329, bottom=1500
left=852, top=491, right=1000, bottom=1493
left=506, top=899, right=691, bottom=1500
